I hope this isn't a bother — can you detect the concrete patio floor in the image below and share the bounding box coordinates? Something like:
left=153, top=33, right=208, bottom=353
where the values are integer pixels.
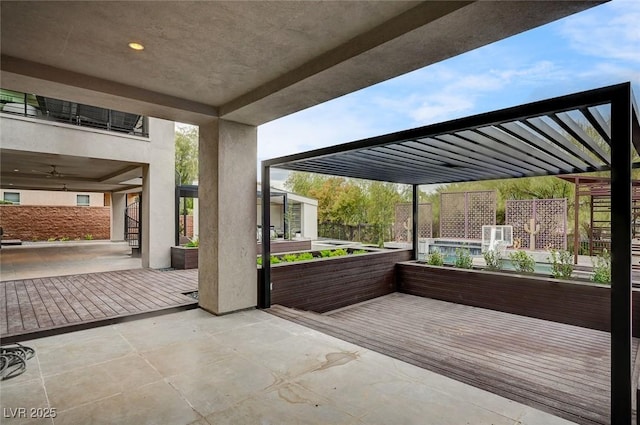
left=1, top=307, right=575, bottom=425
left=0, top=241, right=141, bottom=282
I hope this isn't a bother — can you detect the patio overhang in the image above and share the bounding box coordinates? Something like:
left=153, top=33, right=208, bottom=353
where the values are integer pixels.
left=262, top=82, right=640, bottom=424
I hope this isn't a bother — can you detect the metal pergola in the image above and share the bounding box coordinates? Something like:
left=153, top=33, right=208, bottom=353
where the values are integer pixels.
left=261, top=82, right=639, bottom=423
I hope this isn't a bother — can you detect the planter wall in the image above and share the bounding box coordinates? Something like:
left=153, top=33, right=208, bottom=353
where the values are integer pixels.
left=257, top=239, right=312, bottom=254
left=397, top=262, right=640, bottom=336
left=171, top=246, right=199, bottom=269
left=259, top=249, right=412, bottom=313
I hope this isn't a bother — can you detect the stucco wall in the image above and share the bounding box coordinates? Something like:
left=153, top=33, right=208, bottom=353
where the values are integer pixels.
left=0, top=114, right=151, bottom=162
left=1, top=189, right=104, bottom=206
left=301, top=202, right=318, bottom=240
left=0, top=205, right=110, bottom=240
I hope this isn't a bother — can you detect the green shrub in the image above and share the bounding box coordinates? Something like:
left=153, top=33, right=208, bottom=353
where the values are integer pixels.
left=329, top=248, right=348, bottom=257
left=509, top=250, right=535, bottom=274
left=483, top=249, right=503, bottom=271
left=454, top=247, right=473, bottom=269
left=427, top=251, right=444, bottom=266
left=185, top=237, right=199, bottom=248
left=352, top=249, right=367, bottom=255
left=60, top=236, right=70, bottom=242
left=548, top=249, right=573, bottom=279
left=257, top=249, right=353, bottom=266
left=592, top=249, right=611, bottom=284
left=296, top=252, right=314, bottom=261
left=84, top=234, right=93, bottom=240
left=283, top=254, right=298, bottom=262
left=47, top=237, right=57, bottom=242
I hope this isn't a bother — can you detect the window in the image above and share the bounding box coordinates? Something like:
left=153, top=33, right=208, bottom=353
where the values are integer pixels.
left=77, top=195, right=90, bottom=206
left=3, top=192, right=20, bottom=204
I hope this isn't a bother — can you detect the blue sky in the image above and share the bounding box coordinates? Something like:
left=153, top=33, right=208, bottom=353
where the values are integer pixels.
left=258, top=0, right=640, bottom=186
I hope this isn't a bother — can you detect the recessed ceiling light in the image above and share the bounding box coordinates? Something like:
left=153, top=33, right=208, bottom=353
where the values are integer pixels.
left=13, top=169, right=19, bottom=172
left=128, top=42, right=144, bottom=51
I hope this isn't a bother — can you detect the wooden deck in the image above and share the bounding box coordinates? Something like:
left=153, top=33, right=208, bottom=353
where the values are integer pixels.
left=269, top=293, right=638, bottom=425
left=1, top=268, right=198, bottom=343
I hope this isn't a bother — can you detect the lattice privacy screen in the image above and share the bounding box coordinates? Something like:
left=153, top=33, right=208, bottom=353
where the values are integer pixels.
left=440, top=191, right=496, bottom=239
left=394, top=203, right=433, bottom=242
left=505, top=198, right=567, bottom=250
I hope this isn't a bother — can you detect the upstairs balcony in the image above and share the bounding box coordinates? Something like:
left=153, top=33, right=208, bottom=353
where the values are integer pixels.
left=0, top=89, right=148, bottom=137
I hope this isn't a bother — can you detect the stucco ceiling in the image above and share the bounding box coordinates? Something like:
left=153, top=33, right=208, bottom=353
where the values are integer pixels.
left=1, top=1, right=602, bottom=126
left=0, top=1, right=604, bottom=193
left=1, top=150, right=143, bottom=193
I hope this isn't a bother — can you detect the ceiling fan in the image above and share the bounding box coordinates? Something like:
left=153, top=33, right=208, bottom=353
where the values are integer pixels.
left=32, top=165, right=64, bottom=178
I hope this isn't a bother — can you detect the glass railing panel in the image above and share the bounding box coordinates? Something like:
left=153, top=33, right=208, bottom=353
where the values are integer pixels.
left=0, top=88, right=148, bottom=137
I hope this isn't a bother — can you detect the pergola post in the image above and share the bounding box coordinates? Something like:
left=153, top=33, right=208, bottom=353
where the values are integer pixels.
left=283, top=193, right=289, bottom=240
left=412, top=184, right=419, bottom=259
left=260, top=164, right=272, bottom=308
left=175, top=186, right=180, bottom=246
left=573, top=177, right=580, bottom=265
left=610, top=84, right=632, bottom=424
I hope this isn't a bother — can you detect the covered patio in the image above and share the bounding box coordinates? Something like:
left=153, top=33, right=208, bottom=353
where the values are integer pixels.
left=261, top=83, right=640, bottom=424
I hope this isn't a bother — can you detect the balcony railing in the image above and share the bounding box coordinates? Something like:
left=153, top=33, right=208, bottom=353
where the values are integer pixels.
left=0, top=89, right=148, bottom=137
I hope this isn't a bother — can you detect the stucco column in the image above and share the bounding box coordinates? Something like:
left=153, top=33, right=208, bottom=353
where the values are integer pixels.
left=110, top=192, right=126, bottom=241
left=141, top=117, right=175, bottom=268
left=198, top=118, right=257, bottom=314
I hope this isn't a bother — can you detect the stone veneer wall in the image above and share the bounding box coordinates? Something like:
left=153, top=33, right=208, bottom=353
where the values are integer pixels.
left=0, top=205, right=110, bottom=240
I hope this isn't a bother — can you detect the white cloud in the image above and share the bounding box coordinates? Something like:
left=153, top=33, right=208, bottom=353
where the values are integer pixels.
left=492, top=61, right=565, bottom=83
left=577, top=62, right=640, bottom=86
left=560, top=0, right=640, bottom=63
left=409, top=94, right=474, bottom=124
left=372, top=59, right=567, bottom=126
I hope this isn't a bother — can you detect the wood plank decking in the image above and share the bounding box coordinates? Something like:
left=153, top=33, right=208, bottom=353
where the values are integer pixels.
left=1, top=268, right=198, bottom=343
left=269, top=293, right=638, bottom=425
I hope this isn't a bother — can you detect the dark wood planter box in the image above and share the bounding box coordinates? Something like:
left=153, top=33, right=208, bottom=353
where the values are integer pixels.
left=397, top=261, right=640, bottom=336
left=257, top=239, right=312, bottom=254
left=171, top=246, right=198, bottom=269
left=258, top=249, right=412, bottom=313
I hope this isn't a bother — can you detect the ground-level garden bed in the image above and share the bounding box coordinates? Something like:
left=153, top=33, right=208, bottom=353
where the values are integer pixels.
left=259, top=248, right=412, bottom=313
left=396, top=261, right=640, bottom=336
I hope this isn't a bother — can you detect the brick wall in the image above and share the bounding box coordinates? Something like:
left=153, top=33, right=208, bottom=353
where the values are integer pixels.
left=0, top=205, right=110, bottom=241
left=178, top=215, right=194, bottom=238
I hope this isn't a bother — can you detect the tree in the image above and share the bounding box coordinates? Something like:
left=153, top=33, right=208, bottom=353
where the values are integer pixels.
left=285, top=172, right=410, bottom=244
left=284, top=172, right=327, bottom=197
left=308, top=177, right=348, bottom=224
left=364, top=181, right=408, bottom=246
left=175, top=125, right=198, bottom=215
left=175, top=125, right=198, bottom=185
